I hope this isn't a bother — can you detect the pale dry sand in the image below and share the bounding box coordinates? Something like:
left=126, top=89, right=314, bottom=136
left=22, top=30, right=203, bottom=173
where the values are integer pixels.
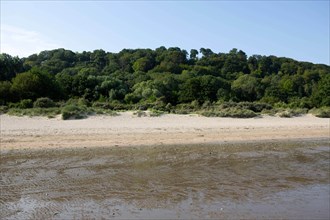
left=1, top=112, right=329, bottom=150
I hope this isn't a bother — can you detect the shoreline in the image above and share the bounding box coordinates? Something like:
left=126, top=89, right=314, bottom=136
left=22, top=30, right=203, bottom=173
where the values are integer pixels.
left=1, top=113, right=329, bottom=151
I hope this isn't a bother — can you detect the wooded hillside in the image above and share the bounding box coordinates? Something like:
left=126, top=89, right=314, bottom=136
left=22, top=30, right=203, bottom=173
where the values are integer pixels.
left=1, top=47, right=329, bottom=108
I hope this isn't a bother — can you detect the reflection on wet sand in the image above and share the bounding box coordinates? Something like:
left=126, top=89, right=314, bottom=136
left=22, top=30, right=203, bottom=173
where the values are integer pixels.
left=1, top=139, right=329, bottom=219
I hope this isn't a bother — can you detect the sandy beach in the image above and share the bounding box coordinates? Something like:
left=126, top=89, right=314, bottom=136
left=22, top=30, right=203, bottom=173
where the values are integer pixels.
left=1, top=112, right=329, bottom=150
left=1, top=113, right=330, bottom=219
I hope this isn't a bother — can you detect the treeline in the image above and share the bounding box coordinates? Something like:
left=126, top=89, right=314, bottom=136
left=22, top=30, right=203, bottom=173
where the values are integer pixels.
left=1, top=47, right=329, bottom=109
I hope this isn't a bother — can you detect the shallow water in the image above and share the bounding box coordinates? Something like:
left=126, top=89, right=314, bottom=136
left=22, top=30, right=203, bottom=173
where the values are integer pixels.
left=1, top=139, right=329, bottom=219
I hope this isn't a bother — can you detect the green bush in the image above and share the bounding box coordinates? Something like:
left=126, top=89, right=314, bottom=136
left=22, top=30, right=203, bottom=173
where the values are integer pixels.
left=309, top=107, right=330, bottom=118
left=92, top=101, right=111, bottom=109
left=174, top=103, right=196, bottom=114
left=66, top=98, right=90, bottom=107
left=287, top=97, right=312, bottom=109
left=202, top=100, right=212, bottom=109
left=7, top=107, right=60, bottom=118
left=219, top=102, right=272, bottom=112
left=20, top=99, right=33, bottom=108
left=9, top=99, right=33, bottom=109
left=33, top=97, right=56, bottom=108
left=261, top=108, right=278, bottom=116
left=276, top=108, right=308, bottom=118
left=0, top=106, right=9, bottom=114
left=200, top=108, right=258, bottom=118
left=61, top=104, right=87, bottom=120
left=149, top=109, right=164, bottom=117
left=277, top=110, right=293, bottom=118
left=92, top=101, right=128, bottom=111
left=165, top=103, right=173, bottom=112
left=88, top=107, right=118, bottom=116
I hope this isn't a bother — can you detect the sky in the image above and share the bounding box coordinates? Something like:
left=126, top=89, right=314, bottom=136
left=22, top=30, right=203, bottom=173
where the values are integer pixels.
left=1, top=1, right=329, bottom=65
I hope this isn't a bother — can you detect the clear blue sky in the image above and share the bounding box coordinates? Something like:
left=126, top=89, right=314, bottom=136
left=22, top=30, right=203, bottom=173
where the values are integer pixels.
left=1, top=1, right=329, bottom=64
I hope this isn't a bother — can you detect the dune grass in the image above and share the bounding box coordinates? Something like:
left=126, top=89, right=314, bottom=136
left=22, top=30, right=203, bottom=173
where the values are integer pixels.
left=7, top=107, right=61, bottom=118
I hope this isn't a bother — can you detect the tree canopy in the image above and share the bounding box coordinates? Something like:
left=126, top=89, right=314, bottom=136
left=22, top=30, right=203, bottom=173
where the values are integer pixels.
left=0, top=47, right=329, bottom=108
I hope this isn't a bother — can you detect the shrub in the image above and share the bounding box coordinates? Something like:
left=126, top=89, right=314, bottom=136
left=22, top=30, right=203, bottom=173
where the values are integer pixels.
left=165, top=103, right=173, bottom=112
left=133, top=110, right=147, bottom=117
left=309, top=107, right=330, bottom=118
left=191, top=100, right=200, bottom=109
left=200, top=108, right=258, bottom=118
left=202, top=100, right=212, bottom=109
left=277, top=110, right=293, bottom=118
left=173, top=109, right=189, bottom=114
left=66, top=98, right=90, bottom=107
left=174, top=103, right=196, bottom=114
left=276, top=108, right=308, bottom=118
left=261, top=108, right=278, bottom=116
left=92, top=101, right=111, bottom=109
left=219, top=102, right=272, bottom=112
left=149, top=109, right=164, bottom=117
left=92, top=101, right=128, bottom=111
left=0, top=106, right=8, bottom=114
left=9, top=99, right=33, bottom=109
left=88, top=107, right=118, bottom=116
left=61, top=104, right=87, bottom=120
left=7, top=107, right=60, bottom=118
left=287, top=97, right=312, bottom=109
left=33, top=97, right=56, bottom=108
left=135, top=103, right=150, bottom=111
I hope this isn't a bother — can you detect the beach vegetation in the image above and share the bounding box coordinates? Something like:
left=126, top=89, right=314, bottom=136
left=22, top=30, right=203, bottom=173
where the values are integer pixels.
left=149, top=109, right=165, bottom=117
left=275, top=108, right=308, bottom=118
left=0, top=106, right=9, bottom=114
left=33, top=97, right=56, bottom=108
left=61, top=104, right=87, bottom=120
left=9, top=99, right=33, bottom=109
left=309, top=107, right=330, bottom=118
left=7, top=107, right=61, bottom=118
left=199, top=108, right=258, bottom=118
left=1, top=47, right=329, bottom=119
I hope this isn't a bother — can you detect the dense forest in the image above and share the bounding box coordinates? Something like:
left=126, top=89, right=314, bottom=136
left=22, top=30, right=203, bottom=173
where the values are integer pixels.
left=0, top=47, right=329, bottom=118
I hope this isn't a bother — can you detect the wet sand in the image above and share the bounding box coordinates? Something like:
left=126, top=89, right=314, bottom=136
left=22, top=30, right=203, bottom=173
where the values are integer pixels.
left=1, top=140, right=329, bottom=219
left=1, top=113, right=329, bottom=219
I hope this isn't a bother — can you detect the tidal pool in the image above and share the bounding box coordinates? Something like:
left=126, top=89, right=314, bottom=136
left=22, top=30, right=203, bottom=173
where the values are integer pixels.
left=1, top=139, right=329, bottom=219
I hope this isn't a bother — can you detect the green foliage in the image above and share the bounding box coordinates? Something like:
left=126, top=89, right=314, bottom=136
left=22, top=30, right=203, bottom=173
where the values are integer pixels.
left=0, top=81, right=12, bottom=104
left=231, top=75, right=262, bottom=101
left=311, top=74, right=330, bottom=107
left=0, top=106, right=9, bottom=114
left=309, top=107, right=330, bottom=118
left=11, top=67, right=63, bottom=101
left=179, top=75, right=229, bottom=103
left=200, top=108, right=258, bottom=118
left=66, top=98, right=90, bottom=107
left=0, top=53, right=24, bottom=81
left=9, top=99, right=33, bottom=109
left=0, top=47, right=329, bottom=112
left=219, top=102, right=272, bottom=112
left=92, top=101, right=127, bottom=111
left=275, top=108, right=308, bottom=118
left=7, top=107, right=61, bottom=118
left=33, top=97, right=56, bottom=108
left=149, top=109, right=164, bottom=117
left=61, top=104, right=87, bottom=120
